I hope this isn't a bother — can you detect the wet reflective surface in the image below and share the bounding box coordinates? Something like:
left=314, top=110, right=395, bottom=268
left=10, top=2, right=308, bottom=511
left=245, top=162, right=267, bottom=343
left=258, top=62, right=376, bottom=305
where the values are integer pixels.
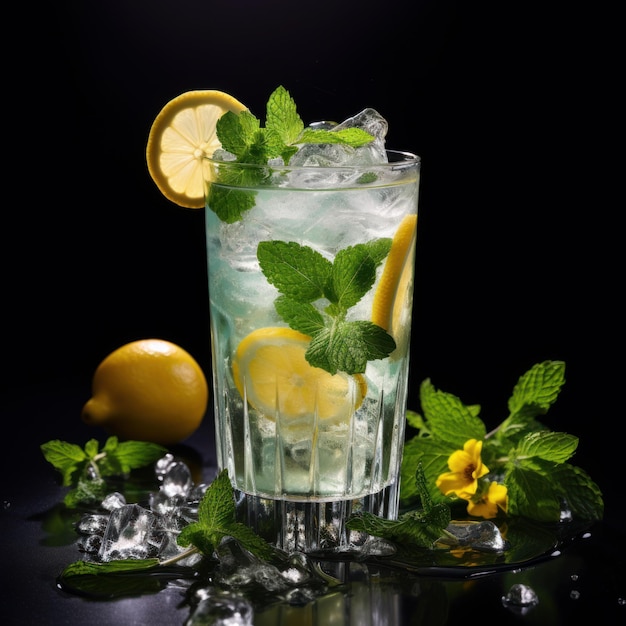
left=2, top=381, right=624, bottom=625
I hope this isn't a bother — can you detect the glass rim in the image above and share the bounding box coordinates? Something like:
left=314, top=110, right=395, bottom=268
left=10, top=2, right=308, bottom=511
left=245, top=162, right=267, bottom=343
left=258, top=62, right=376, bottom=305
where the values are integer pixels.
left=204, top=149, right=420, bottom=171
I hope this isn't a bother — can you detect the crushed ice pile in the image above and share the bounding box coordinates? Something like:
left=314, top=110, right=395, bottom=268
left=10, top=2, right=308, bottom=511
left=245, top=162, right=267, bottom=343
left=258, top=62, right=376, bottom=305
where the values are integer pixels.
left=75, top=454, right=206, bottom=565
left=72, top=454, right=513, bottom=625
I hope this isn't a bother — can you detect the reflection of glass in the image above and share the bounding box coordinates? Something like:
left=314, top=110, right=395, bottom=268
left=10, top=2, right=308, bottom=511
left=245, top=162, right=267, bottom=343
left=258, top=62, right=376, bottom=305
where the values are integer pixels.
left=204, top=151, right=420, bottom=553
left=255, top=562, right=404, bottom=626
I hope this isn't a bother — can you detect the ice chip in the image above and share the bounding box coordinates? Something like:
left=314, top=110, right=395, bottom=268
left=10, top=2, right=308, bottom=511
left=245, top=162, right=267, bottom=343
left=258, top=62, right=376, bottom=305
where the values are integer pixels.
left=186, top=590, right=254, bottom=626
left=333, top=108, right=388, bottom=142
left=288, top=108, right=389, bottom=177
left=98, top=503, right=157, bottom=562
left=77, top=534, right=102, bottom=555
left=502, top=583, right=539, bottom=615
left=442, top=520, right=510, bottom=553
left=332, top=108, right=389, bottom=164
left=155, top=453, right=176, bottom=480
left=288, top=143, right=356, bottom=167
left=101, top=491, right=126, bottom=511
left=150, top=490, right=187, bottom=518
left=161, top=461, right=193, bottom=497
left=75, top=513, right=109, bottom=535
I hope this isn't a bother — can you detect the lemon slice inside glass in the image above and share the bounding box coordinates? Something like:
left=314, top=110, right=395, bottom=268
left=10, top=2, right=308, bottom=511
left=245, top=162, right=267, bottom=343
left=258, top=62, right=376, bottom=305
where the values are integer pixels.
left=232, top=327, right=367, bottom=422
left=146, top=90, right=247, bottom=208
left=372, top=214, right=418, bottom=347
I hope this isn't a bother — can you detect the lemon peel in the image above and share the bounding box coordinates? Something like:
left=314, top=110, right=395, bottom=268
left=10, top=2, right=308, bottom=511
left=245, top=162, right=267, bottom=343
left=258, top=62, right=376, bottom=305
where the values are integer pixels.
left=372, top=214, right=417, bottom=346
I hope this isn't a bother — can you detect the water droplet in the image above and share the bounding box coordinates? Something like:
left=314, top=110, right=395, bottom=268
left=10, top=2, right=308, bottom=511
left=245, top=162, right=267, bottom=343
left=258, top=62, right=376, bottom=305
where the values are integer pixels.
left=502, top=583, right=539, bottom=616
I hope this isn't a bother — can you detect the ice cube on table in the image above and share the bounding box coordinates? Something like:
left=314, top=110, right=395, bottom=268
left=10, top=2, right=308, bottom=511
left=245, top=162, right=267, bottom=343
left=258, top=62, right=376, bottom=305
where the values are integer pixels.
left=98, top=503, right=157, bottom=562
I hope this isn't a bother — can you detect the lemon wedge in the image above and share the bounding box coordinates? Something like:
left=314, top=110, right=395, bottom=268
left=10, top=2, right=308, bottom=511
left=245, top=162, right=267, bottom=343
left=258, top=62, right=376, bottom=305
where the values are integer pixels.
left=146, top=90, right=247, bottom=208
left=372, top=214, right=417, bottom=346
left=232, top=327, right=367, bottom=422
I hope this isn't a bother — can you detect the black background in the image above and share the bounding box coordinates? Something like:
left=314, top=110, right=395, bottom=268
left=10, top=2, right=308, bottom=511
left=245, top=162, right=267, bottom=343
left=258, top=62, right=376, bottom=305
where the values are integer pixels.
left=7, top=2, right=619, bottom=511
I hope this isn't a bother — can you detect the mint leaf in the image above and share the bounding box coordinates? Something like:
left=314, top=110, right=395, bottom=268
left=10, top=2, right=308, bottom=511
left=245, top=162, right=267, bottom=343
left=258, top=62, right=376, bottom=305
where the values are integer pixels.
left=65, top=473, right=108, bottom=508
left=549, top=463, right=604, bottom=521
left=208, top=85, right=376, bottom=223
left=258, top=238, right=395, bottom=376
left=177, top=469, right=276, bottom=561
left=400, top=436, right=453, bottom=506
left=513, top=431, right=578, bottom=464
left=257, top=240, right=332, bottom=302
left=505, top=461, right=564, bottom=521
left=41, top=437, right=168, bottom=508
left=41, top=440, right=88, bottom=486
left=347, top=508, right=449, bottom=549
left=331, top=240, right=391, bottom=312
left=207, top=186, right=257, bottom=223
left=266, top=85, right=304, bottom=146
left=216, top=110, right=259, bottom=158
left=306, top=320, right=395, bottom=375
left=298, top=127, right=374, bottom=147
left=274, top=296, right=325, bottom=336
left=401, top=361, right=604, bottom=523
left=507, top=360, right=565, bottom=420
left=406, top=409, right=427, bottom=432
left=419, top=379, right=486, bottom=447
left=58, top=558, right=170, bottom=599
left=99, top=438, right=168, bottom=476
left=347, top=464, right=450, bottom=548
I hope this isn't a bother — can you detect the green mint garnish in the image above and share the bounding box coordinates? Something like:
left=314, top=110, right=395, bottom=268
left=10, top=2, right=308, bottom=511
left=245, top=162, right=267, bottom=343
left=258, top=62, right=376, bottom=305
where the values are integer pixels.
left=207, top=85, right=375, bottom=223
left=258, top=239, right=396, bottom=375
left=177, top=469, right=276, bottom=561
left=57, top=468, right=277, bottom=596
left=399, top=361, right=604, bottom=523
left=346, top=463, right=451, bottom=548
left=41, top=437, right=167, bottom=508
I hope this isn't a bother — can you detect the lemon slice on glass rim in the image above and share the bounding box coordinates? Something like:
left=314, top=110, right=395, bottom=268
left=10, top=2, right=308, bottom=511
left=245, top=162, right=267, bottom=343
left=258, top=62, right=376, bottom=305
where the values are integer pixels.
left=372, top=214, right=418, bottom=350
left=146, top=90, right=247, bottom=208
left=232, top=327, right=367, bottom=423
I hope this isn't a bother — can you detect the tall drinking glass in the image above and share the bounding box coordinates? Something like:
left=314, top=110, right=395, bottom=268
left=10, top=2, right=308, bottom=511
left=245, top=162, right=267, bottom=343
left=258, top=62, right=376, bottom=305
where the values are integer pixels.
left=204, top=149, right=420, bottom=553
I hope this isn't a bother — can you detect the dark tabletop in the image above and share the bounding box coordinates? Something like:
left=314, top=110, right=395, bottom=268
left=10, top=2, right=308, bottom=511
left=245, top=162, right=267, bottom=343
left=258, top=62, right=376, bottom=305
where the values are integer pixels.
left=1, top=379, right=624, bottom=626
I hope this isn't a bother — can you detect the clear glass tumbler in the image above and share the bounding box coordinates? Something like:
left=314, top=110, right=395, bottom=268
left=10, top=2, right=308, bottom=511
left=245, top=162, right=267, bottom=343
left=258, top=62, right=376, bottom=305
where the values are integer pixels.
left=204, top=150, right=420, bottom=553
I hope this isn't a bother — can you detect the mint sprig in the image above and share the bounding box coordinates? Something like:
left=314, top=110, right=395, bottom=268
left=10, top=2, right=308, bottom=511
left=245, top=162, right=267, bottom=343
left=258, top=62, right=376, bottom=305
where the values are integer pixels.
left=57, top=468, right=277, bottom=596
left=41, top=437, right=167, bottom=508
left=400, top=361, right=604, bottom=523
left=177, top=469, right=276, bottom=562
left=258, top=239, right=396, bottom=375
left=207, top=85, right=375, bottom=222
left=347, top=464, right=451, bottom=548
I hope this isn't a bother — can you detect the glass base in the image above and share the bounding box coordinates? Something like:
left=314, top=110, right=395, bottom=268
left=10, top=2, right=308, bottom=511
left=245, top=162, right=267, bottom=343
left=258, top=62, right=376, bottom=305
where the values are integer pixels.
left=233, top=481, right=401, bottom=554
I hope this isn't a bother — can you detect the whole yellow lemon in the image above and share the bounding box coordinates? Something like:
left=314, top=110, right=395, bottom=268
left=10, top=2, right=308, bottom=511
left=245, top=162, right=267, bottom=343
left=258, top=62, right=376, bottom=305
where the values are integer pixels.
left=81, top=339, right=209, bottom=445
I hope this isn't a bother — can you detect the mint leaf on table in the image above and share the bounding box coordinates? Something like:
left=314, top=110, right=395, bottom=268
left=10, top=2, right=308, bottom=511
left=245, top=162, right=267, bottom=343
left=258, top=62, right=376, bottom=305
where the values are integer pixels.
left=258, top=239, right=395, bottom=375
left=399, top=360, right=605, bottom=523
left=41, top=437, right=167, bottom=508
left=347, top=464, right=451, bottom=548
left=177, top=469, right=276, bottom=562
left=40, top=440, right=87, bottom=486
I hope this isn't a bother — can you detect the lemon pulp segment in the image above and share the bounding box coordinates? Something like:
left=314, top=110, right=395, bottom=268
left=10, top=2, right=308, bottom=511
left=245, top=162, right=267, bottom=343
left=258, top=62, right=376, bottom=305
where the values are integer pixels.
left=232, top=327, right=366, bottom=422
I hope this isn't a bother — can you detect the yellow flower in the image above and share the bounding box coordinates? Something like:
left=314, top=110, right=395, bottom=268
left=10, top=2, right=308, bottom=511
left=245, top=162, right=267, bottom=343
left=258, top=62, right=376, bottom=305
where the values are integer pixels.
left=436, top=439, right=489, bottom=497
left=467, top=481, right=508, bottom=519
